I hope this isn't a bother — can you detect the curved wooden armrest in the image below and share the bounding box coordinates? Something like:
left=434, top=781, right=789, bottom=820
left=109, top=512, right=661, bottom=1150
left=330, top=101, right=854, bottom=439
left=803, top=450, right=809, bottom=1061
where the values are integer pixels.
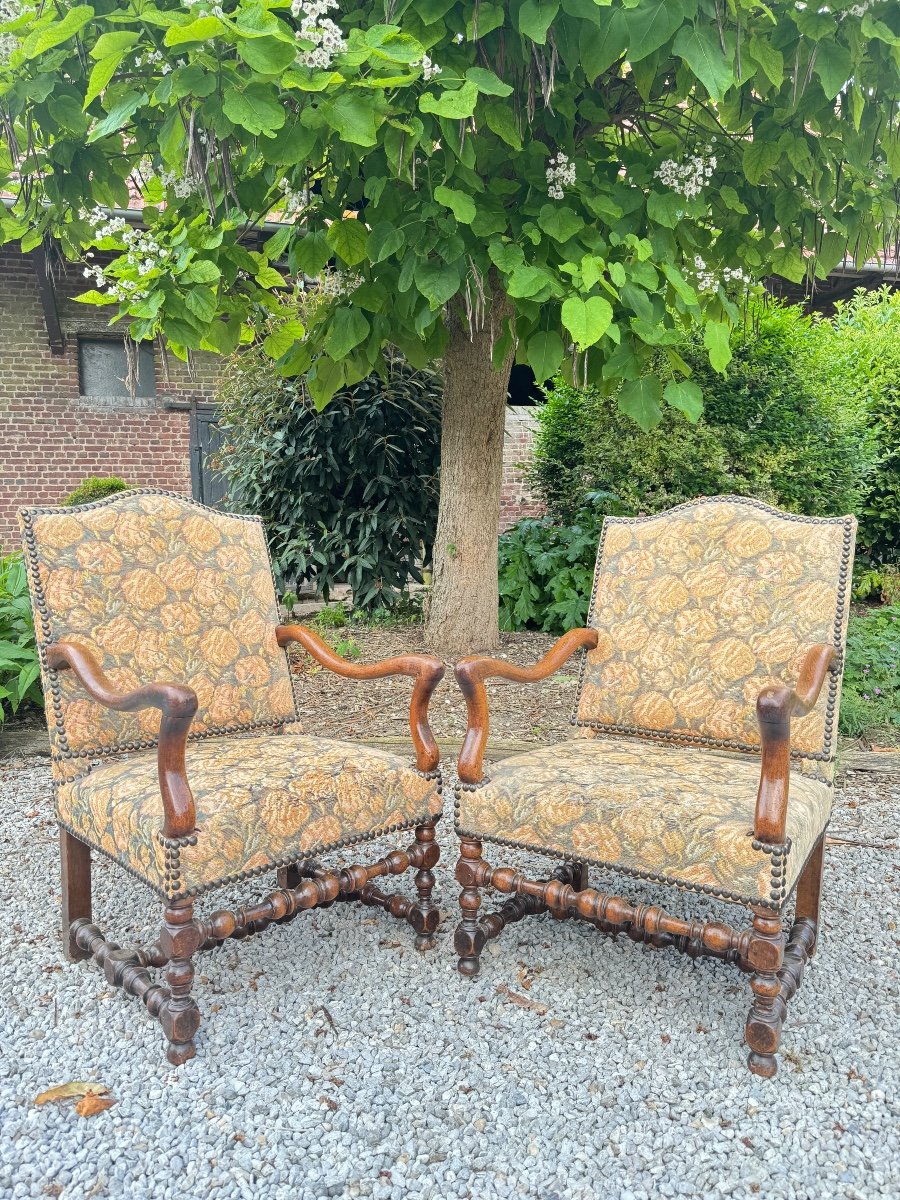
left=454, top=628, right=599, bottom=785
left=754, top=643, right=835, bottom=844
left=45, top=640, right=198, bottom=840
left=275, top=624, right=445, bottom=773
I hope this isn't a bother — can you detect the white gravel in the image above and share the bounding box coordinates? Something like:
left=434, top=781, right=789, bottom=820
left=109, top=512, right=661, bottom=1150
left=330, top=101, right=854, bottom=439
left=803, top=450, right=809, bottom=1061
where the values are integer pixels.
left=0, top=758, right=897, bottom=1200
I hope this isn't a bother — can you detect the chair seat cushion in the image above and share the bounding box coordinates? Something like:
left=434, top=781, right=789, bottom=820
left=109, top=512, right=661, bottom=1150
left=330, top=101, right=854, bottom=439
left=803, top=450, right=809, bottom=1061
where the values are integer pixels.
left=455, top=736, right=831, bottom=908
left=57, top=733, right=442, bottom=898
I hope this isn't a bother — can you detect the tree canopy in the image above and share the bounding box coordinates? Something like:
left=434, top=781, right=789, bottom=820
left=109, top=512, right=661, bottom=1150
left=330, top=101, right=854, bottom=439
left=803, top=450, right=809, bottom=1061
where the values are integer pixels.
left=2, top=0, right=899, bottom=428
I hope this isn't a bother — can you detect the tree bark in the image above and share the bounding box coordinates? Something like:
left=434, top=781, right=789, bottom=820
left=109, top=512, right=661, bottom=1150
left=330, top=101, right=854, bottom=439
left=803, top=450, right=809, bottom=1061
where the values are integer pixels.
left=424, top=291, right=515, bottom=658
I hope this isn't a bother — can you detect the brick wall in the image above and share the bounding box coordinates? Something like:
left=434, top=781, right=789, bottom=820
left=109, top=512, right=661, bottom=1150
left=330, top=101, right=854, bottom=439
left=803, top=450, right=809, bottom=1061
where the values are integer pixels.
left=0, top=244, right=219, bottom=551
left=500, top=405, right=544, bottom=532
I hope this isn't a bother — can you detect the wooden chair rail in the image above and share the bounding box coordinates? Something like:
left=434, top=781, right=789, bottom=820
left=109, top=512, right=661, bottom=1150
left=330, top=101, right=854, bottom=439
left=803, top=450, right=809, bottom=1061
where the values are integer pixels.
left=754, top=642, right=835, bottom=844
left=276, top=624, right=445, bottom=773
left=46, top=640, right=198, bottom=839
left=454, top=628, right=599, bottom=784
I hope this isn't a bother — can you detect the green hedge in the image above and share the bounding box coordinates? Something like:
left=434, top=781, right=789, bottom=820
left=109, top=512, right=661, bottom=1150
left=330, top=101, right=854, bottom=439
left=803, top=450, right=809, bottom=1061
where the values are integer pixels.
left=530, top=302, right=877, bottom=526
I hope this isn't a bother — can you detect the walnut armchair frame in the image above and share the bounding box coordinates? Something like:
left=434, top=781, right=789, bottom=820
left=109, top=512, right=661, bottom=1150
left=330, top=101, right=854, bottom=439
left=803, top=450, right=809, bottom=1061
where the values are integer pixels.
left=451, top=497, right=855, bottom=1078
left=20, top=489, right=445, bottom=1065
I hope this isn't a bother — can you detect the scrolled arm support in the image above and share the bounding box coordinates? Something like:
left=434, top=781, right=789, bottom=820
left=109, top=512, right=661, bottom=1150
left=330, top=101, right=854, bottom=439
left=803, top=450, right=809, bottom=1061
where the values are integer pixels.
left=45, top=639, right=198, bottom=839
left=275, top=624, right=445, bottom=773
left=454, top=627, right=599, bottom=785
left=754, top=643, right=835, bottom=845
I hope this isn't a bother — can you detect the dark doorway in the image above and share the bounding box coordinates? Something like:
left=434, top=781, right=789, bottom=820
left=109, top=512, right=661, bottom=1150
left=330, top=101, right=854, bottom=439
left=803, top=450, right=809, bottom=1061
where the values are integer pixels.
left=190, top=405, right=228, bottom=508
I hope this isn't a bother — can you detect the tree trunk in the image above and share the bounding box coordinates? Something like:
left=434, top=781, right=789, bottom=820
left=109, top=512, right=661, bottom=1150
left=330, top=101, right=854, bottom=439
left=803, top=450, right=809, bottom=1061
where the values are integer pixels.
left=425, top=292, right=514, bottom=658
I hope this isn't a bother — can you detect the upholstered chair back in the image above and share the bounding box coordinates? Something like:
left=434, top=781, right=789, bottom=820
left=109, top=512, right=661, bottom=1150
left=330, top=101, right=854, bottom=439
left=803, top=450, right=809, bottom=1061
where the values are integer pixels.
left=19, top=490, right=297, bottom=780
left=574, top=497, right=855, bottom=773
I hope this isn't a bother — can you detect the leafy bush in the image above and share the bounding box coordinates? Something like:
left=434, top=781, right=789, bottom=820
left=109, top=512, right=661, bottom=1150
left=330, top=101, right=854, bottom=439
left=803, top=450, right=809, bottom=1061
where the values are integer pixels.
left=62, top=476, right=129, bottom=507
left=840, top=606, right=900, bottom=736
left=531, top=303, right=876, bottom=525
left=806, top=288, right=900, bottom=562
left=217, top=347, right=441, bottom=610
left=0, top=553, right=42, bottom=723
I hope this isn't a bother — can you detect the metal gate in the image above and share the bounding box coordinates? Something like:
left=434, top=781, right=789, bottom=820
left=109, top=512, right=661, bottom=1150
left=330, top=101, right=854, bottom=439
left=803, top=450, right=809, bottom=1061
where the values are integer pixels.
left=190, top=405, right=229, bottom=508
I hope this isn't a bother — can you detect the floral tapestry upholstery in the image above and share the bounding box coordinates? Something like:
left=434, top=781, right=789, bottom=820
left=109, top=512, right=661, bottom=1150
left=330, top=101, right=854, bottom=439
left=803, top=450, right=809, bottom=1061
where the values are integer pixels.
left=575, top=498, right=855, bottom=768
left=19, top=491, right=298, bottom=778
left=56, top=733, right=442, bottom=898
left=455, top=736, right=831, bottom=908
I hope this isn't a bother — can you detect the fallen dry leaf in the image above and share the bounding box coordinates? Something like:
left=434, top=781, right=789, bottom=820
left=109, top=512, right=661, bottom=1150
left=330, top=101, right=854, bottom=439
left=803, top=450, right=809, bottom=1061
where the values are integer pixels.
left=495, top=984, right=548, bottom=1016
left=74, top=1094, right=116, bottom=1117
left=34, top=1081, right=109, bottom=1106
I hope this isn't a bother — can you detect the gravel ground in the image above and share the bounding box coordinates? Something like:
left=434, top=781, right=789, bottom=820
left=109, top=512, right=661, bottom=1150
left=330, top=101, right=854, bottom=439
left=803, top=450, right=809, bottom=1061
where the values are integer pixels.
left=0, top=758, right=897, bottom=1200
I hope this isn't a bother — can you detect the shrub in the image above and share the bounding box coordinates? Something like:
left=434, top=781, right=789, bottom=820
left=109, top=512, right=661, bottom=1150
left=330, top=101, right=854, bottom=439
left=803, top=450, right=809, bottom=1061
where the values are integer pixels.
left=217, top=347, right=441, bottom=611
left=62, top=476, right=129, bottom=507
left=806, top=287, right=900, bottom=562
left=0, top=553, right=42, bottom=723
left=530, top=303, right=876, bottom=525
left=840, top=606, right=900, bottom=736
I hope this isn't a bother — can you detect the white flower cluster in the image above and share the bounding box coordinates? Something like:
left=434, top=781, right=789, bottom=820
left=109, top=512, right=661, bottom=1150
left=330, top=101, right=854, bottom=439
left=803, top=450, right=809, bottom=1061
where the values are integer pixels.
left=291, top=0, right=346, bottom=69
left=280, top=178, right=309, bottom=214
left=0, top=0, right=26, bottom=65
left=693, top=254, right=752, bottom=294
left=318, top=268, right=363, bottom=296
left=80, top=207, right=172, bottom=303
left=418, top=54, right=441, bottom=81
left=655, top=151, right=717, bottom=199
left=160, top=167, right=199, bottom=199
left=846, top=0, right=875, bottom=16
left=546, top=151, right=576, bottom=200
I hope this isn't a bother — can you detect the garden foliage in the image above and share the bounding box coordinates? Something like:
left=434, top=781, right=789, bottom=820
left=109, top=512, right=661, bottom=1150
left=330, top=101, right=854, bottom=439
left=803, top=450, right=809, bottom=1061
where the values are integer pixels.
left=840, top=606, right=900, bottom=736
left=0, top=553, right=41, bottom=723
left=62, top=475, right=129, bottom=507
left=216, top=347, right=441, bottom=610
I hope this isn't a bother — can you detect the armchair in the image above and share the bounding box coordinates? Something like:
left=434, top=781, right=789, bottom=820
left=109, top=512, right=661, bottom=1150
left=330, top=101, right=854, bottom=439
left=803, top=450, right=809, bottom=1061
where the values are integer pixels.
left=20, top=489, right=445, bottom=1064
left=452, top=496, right=856, bottom=1077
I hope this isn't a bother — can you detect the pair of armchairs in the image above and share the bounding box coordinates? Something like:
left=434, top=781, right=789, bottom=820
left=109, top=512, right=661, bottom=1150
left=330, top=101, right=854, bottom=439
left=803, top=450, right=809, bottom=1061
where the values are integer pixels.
left=20, top=491, right=854, bottom=1076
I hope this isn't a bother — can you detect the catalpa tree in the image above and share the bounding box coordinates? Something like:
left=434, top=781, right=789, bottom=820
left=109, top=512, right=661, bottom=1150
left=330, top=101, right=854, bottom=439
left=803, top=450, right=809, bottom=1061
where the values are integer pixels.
left=1, top=0, right=898, bottom=653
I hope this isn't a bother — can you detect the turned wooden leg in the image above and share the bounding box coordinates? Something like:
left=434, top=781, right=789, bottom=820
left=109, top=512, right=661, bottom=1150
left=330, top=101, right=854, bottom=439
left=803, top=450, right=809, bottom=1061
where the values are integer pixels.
left=793, top=835, right=825, bottom=955
left=454, top=837, right=486, bottom=978
left=410, top=822, right=440, bottom=952
left=60, top=828, right=91, bottom=962
left=158, top=898, right=201, bottom=1066
left=277, top=864, right=302, bottom=890
left=745, top=908, right=785, bottom=1078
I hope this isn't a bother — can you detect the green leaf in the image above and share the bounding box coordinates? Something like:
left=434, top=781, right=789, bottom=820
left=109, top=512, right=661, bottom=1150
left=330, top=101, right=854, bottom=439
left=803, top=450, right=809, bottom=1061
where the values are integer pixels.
left=222, top=83, right=286, bottom=135
left=84, top=55, right=122, bottom=108
left=507, top=265, right=554, bottom=298
left=517, top=0, right=559, bottom=45
left=704, top=320, right=732, bottom=373
left=663, top=379, right=703, bottom=421
left=561, top=295, right=613, bottom=349
left=814, top=231, right=848, bottom=279
left=537, top=204, right=584, bottom=243
left=293, top=229, right=331, bottom=275
left=87, top=92, right=147, bottom=143
left=435, top=185, right=477, bottom=224
left=368, top=223, right=405, bottom=263
left=815, top=41, right=852, bottom=100
left=255, top=265, right=286, bottom=289
left=527, top=330, right=565, bottom=382
left=263, top=319, right=306, bottom=360
left=183, top=259, right=221, bottom=285
left=22, top=6, right=94, bottom=59
left=323, top=93, right=379, bottom=146
left=483, top=101, right=522, bottom=150
left=672, top=25, right=734, bottom=101
left=618, top=375, right=663, bottom=431
left=90, top=31, right=138, bottom=59
left=184, top=287, right=217, bottom=323
left=748, top=34, right=783, bottom=89
left=74, top=289, right=117, bottom=306
left=768, top=245, right=806, bottom=284
left=237, top=36, right=298, bottom=74
left=326, top=218, right=369, bottom=266
left=416, top=260, right=460, bottom=308
left=419, top=81, right=479, bottom=119
left=579, top=10, right=628, bottom=81
left=622, top=0, right=685, bottom=63
left=718, top=185, right=748, bottom=214
left=742, top=139, right=781, bottom=185
left=465, top=67, right=513, bottom=96
left=202, top=317, right=241, bottom=355
left=164, top=16, right=224, bottom=46
left=646, top=191, right=683, bottom=229
left=307, top=356, right=346, bottom=409
left=324, top=308, right=371, bottom=359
